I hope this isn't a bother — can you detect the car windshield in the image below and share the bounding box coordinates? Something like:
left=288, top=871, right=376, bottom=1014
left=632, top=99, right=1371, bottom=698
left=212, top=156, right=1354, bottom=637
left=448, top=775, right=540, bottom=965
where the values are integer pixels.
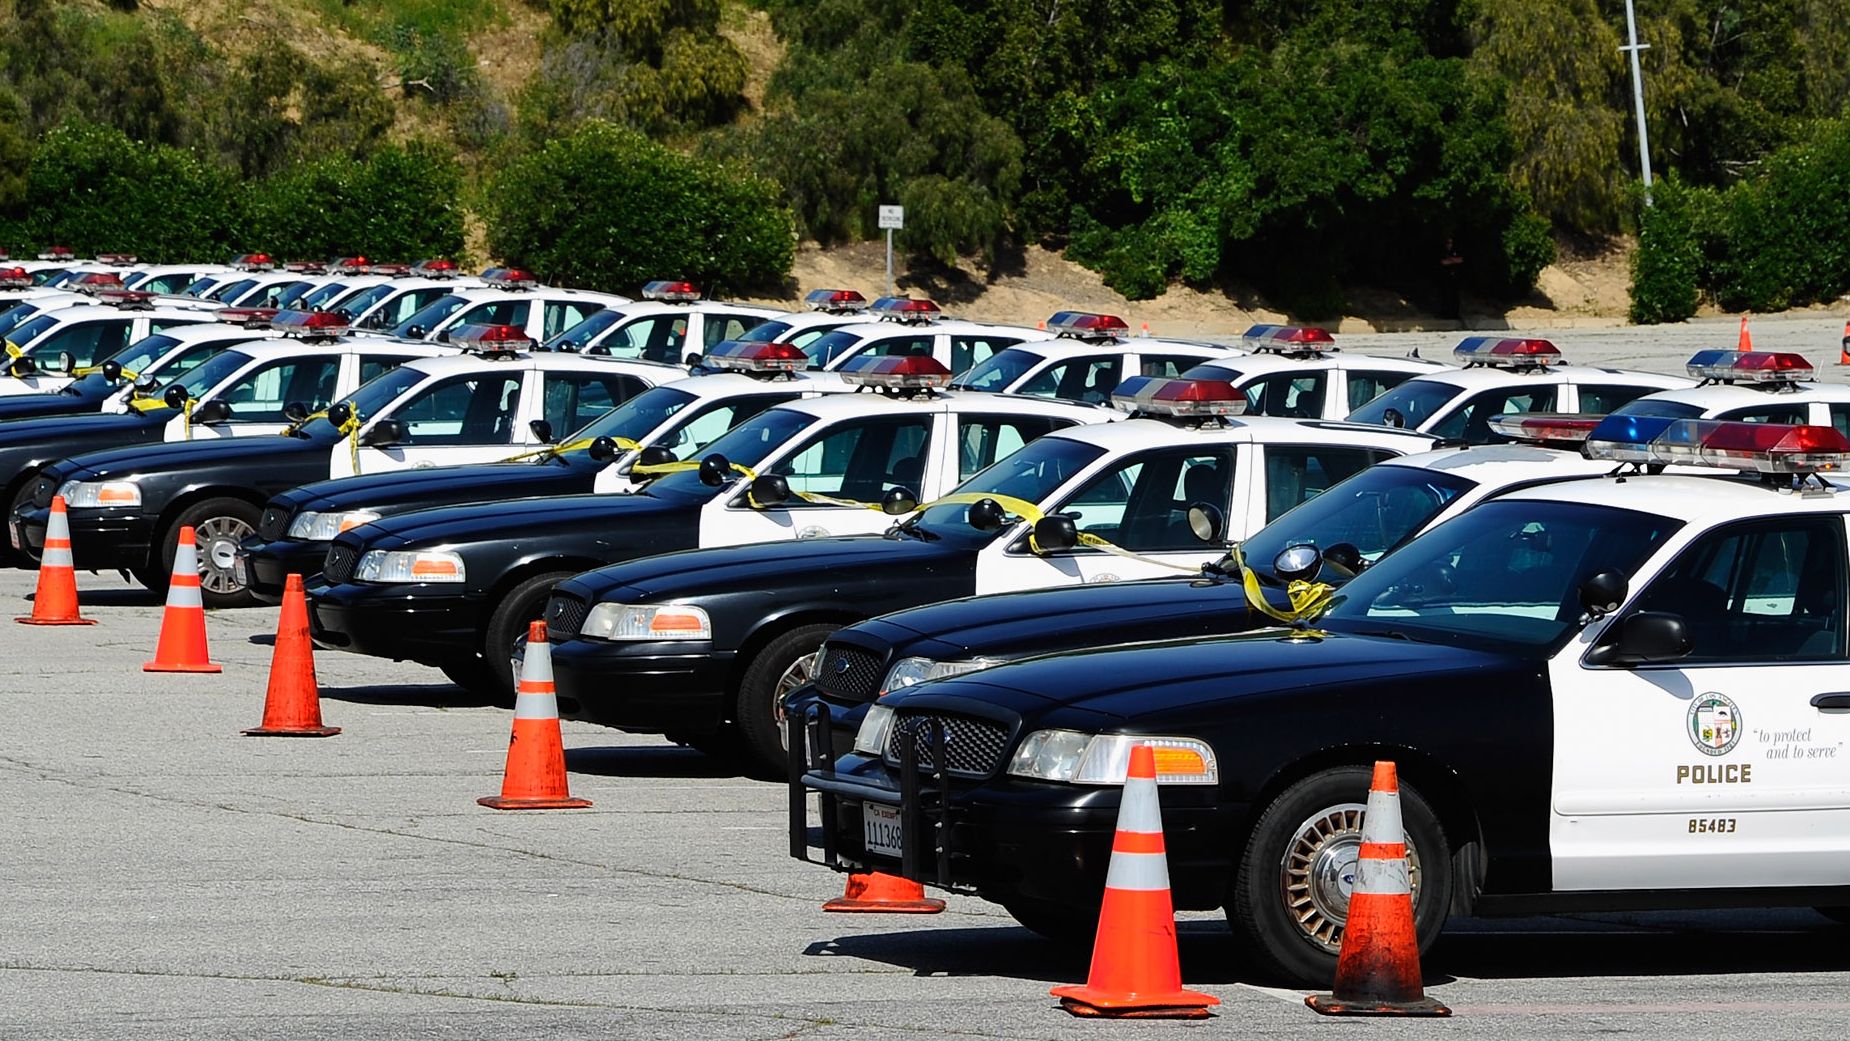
left=0, top=303, right=41, bottom=337
left=180, top=276, right=221, bottom=297
left=643, top=406, right=815, bottom=499
left=272, top=282, right=319, bottom=309
left=208, top=278, right=257, bottom=303
left=161, top=349, right=258, bottom=402
left=392, top=294, right=468, bottom=338
left=1322, top=499, right=1684, bottom=655
left=298, top=282, right=353, bottom=311
left=737, top=319, right=793, bottom=343
left=1611, top=397, right=1706, bottom=420
left=56, top=334, right=183, bottom=397
left=1237, top=464, right=1476, bottom=582
left=292, top=365, right=427, bottom=439
left=953, top=347, right=1043, bottom=392
left=544, top=308, right=622, bottom=351
left=6, top=314, right=59, bottom=349
left=900, top=434, right=1108, bottom=547
left=338, top=283, right=395, bottom=318
left=552, top=386, right=698, bottom=461
left=1347, top=379, right=1460, bottom=430
left=802, top=329, right=870, bottom=367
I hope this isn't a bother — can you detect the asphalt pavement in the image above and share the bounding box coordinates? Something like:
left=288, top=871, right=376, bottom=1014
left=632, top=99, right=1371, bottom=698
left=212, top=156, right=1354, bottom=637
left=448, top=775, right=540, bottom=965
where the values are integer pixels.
left=9, top=314, right=1850, bottom=1040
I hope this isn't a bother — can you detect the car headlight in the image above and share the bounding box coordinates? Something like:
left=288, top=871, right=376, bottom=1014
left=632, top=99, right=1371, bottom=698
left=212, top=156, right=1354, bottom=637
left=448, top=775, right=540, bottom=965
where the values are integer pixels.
left=287, top=510, right=381, bottom=541
left=57, top=479, right=140, bottom=508
left=1008, top=730, right=1218, bottom=785
left=354, top=549, right=465, bottom=583
left=579, top=603, right=712, bottom=641
left=878, top=656, right=998, bottom=696
left=854, top=704, right=896, bottom=756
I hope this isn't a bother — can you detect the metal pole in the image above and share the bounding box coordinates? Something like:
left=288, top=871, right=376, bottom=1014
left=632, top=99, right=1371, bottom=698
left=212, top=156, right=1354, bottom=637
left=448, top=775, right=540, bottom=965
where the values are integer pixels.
left=885, top=229, right=894, bottom=297
left=1620, top=0, right=1654, bottom=204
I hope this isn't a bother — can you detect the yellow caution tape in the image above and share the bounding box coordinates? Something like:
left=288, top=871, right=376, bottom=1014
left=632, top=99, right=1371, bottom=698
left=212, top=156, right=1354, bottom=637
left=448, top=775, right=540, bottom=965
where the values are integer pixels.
left=180, top=397, right=198, bottom=440
left=631, top=457, right=777, bottom=508
left=128, top=397, right=173, bottom=413
left=3, top=341, right=18, bottom=360
left=335, top=403, right=361, bottom=475
left=499, top=436, right=637, bottom=463
left=74, top=364, right=137, bottom=379
left=1233, top=546, right=1337, bottom=624
left=908, top=492, right=1204, bottom=569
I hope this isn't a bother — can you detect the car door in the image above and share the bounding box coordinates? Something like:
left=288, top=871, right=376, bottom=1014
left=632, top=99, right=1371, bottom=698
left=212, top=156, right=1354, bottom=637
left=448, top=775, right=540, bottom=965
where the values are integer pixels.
left=1549, top=513, right=1850, bottom=890
left=541, top=299, right=607, bottom=343
left=540, top=371, right=650, bottom=444
left=1240, top=371, right=1331, bottom=419
left=698, top=412, right=940, bottom=545
left=351, top=370, right=530, bottom=475
left=180, top=355, right=342, bottom=440
left=700, top=311, right=772, bottom=351
left=1017, top=355, right=1122, bottom=404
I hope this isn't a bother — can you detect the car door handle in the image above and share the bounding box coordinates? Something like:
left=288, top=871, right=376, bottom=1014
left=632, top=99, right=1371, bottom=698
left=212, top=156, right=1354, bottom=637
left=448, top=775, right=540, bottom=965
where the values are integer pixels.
left=1810, top=693, right=1850, bottom=711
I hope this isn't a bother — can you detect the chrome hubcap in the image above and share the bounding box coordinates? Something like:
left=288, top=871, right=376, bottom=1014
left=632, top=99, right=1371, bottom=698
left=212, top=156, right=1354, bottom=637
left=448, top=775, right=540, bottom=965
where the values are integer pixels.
left=772, top=649, right=823, bottom=751
left=194, top=516, right=254, bottom=595
left=1279, top=801, right=1422, bottom=954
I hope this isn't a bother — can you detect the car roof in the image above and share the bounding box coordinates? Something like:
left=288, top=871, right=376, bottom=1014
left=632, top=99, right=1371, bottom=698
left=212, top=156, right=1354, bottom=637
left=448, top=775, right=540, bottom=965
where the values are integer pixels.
left=1381, top=440, right=1622, bottom=480
left=1630, top=383, right=1850, bottom=409
left=818, top=319, right=1053, bottom=342
left=1186, top=352, right=1450, bottom=378
left=998, top=337, right=1237, bottom=361
left=221, top=337, right=459, bottom=360
left=1501, top=472, right=1850, bottom=522
left=606, top=300, right=789, bottom=320
left=658, top=370, right=855, bottom=400
left=26, top=304, right=219, bottom=323
left=399, top=351, right=686, bottom=380
left=1050, top=413, right=1439, bottom=451
left=450, top=286, right=632, bottom=305
left=774, top=387, right=1108, bottom=423
left=1397, top=365, right=1696, bottom=392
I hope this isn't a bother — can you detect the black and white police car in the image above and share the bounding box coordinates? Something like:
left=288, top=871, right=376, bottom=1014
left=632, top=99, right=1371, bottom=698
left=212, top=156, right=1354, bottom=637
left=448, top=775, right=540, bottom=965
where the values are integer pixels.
left=1171, top=325, right=1452, bottom=419
left=1613, top=349, right=1850, bottom=429
left=389, top=268, right=628, bottom=344
left=0, top=292, right=221, bottom=395
left=0, top=320, right=275, bottom=426
left=541, top=279, right=785, bottom=364
left=694, top=289, right=883, bottom=358
left=950, top=311, right=1236, bottom=403
left=798, top=297, right=1051, bottom=377
left=792, top=414, right=1850, bottom=987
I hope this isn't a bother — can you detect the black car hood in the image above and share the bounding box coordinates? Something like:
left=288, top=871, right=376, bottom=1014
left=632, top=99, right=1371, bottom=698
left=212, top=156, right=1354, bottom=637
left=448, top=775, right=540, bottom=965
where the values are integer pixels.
left=0, top=409, right=163, bottom=444
left=351, top=489, right=704, bottom=549
left=860, top=574, right=1251, bottom=661
left=897, top=629, right=1518, bottom=724
left=0, top=384, right=108, bottom=421
left=282, top=457, right=599, bottom=515
left=55, top=433, right=325, bottom=481
left=556, top=532, right=970, bottom=603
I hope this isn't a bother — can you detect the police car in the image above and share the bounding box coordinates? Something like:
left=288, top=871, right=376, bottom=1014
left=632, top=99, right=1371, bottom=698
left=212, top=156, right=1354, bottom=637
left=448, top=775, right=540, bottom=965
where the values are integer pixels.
left=0, top=294, right=221, bottom=395
left=239, top=340, right=858, bottom=607
left=0, top=321, right=272, bottom=426
left=789, top=414, right=1640, bottom=756
left=0, top=288, right=92, bottom=340
left=1347, top=336, right=1693, bottom=440
left=390, top=268, right=628, bottom=344
left=197, top=256, right=315, bottom=310
left=792, top=414, right=1850, bottom=987
left=123, top=264, right=231, bottom=297
left=1165, top=325, right=1453, bottom=418
left=798, top=297, right=1051, bottom=376
left=344, top=272, right=488, bottom=334
left=542, top=280, right=785, bottom=364
left=949, top=312, right=1235, bottom=403
left=697, top=289, right=883, bottom=357
left=536, top=375, right=1437, bottom=774
left=15, top=321, right=676, bottom=606
left=1613, top=349, right=1850, bottom=429
left=304, top=355, right=1106, bottom=699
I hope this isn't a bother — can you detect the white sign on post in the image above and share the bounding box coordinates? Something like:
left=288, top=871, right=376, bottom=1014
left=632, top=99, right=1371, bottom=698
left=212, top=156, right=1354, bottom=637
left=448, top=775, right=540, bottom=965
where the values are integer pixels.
left=878, top=205, right=905, bottom=230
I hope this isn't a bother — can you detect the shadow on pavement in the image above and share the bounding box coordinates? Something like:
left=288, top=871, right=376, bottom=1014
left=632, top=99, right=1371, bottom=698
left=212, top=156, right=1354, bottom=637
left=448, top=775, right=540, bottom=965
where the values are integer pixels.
left=247, top=633, right=275, bottom=646
left=34, top=587, right=163, bottom=608
left=799, top=923, right=1247, bottom=983
left=320, top=683, right=501, bottom=709
left=1430, top=910, right=1850, bottom=978
left=565, top=744, right=745, bottom=779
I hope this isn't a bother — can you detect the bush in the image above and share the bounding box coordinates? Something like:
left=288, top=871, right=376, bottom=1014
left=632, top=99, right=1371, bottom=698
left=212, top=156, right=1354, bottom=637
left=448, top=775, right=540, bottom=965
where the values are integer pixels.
left=485, top=122, right=793, bottom=293
left=20, top=122, right=240, bottom=261
left=246, top=143, right=466, bottom=261
left=1629, top=176, right=1705, bottom=324
left=1709, top=120, right=1850, bottom=312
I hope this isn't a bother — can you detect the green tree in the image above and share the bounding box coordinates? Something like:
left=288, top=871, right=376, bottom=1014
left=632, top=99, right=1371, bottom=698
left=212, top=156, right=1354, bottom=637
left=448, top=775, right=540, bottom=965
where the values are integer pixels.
left=19, top=122, right=240, bottom=261
left=246, top=143, right=467, bottom=261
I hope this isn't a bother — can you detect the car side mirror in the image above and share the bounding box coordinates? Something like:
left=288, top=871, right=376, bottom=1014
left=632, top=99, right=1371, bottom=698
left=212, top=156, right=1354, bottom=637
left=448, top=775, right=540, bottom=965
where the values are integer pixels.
left=587, top=437, right=619, bottom=462
left=1273, top=543, right=1323, bottom=583
left=529, top=419, right=555, bottom=444
left=882, top=486, right=918, bottom=516
left=135, top=373, right=158, bottom=392
left=282, top=401, right=308, bottom=424
left=1186, top=502, right=1224, bottom=543
left=684, top=351, right=703, bottom=369
left=635, top=444, right=674, bottom=467
left=406, top=324, right=427, bottom=339
left=8, top=356, right=35, bottom=378
left=193, top=399, right=232, bottom=424
left=1578, top=570, right=1628, bottom=619
left=749, top=473, right=791, bottom=507
left=163, top=384, right=188, bottom=409
left=966, top=497, right=1006, bottom=532
left=326, top=402, right=352, bottom=428
left=1031, top=514, right=1078, bottom=553
left=698, top=453, right=734, bottom=488
left=1323, top=542, right=1364, bottom=576
left=1585, top=611, right=1690, bottom=668
left=101, top=359, right=122, bottom=381
left=360, top=418, right=406, bottom=447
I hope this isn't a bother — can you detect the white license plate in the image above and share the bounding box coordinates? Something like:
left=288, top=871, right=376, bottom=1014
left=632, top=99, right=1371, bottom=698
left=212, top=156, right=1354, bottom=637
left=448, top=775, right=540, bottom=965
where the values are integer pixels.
left=863, top=802, right=903, bottom=858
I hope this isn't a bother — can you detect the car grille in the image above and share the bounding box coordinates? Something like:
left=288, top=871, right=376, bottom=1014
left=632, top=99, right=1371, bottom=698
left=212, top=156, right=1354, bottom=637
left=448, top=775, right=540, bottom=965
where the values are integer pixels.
left=884, top=713, right=1011, bottom=778
left=31, top=476, right=55, bottom=509
left=543, top=593, right=589, bottom=639
left=323, top=544, right=359, bottom=584
left=258, top=506, right=291, bottom=542
left=814, top=643, right=884, bottom=699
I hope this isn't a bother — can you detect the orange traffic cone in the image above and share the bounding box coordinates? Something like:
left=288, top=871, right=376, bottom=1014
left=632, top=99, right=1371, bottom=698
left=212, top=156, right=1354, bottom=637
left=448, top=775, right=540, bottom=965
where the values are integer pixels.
left=1050, top=744, right=1218, bottom=1019
left=1839, top=320, right=1849, bottom=365
left=478, top=620, right=591, bottom=810
left=16, top=496, right=96, bottom=626
left=823, top=871, right=945, bottom=913
left=143, top=525, right=221, bottom=673
left=1305, top=761, right=1450, bottom=1017
left=1739, top=314, right=1754, bottom=351
left=243, top=574, right=339, bottom=737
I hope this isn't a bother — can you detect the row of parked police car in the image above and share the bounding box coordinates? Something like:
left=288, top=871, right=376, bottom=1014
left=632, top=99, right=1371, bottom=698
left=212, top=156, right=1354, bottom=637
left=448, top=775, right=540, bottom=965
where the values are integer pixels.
left=9, top=248, right=1850, bottom=986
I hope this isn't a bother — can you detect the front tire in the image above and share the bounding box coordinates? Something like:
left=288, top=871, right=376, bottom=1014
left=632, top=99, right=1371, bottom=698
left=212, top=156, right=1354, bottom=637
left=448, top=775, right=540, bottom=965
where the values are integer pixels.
left=485, top=571, right=576, bottom=699
left=166, top=498, right=262, bottom=608
left=736, top=623, right=838, bottom=776
left=439, top=656, right=510, bottom=708
left=1229, top=765, right=1452, bottom=987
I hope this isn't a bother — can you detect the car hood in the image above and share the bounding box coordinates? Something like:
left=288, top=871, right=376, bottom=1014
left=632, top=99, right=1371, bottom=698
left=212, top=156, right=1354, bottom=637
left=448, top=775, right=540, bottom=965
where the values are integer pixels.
left=0, top=409, right=160, bottom=445
left=282, top=458, right=598, bottom=515
left=894, top=629, right=1518, bottom=724
left=350, top=489, right=704, bottom=549
left=556, top=532, right=969, bottom=603
left=0, top=387, right=105, bottom=421
left=54, top=433, right=324, bottom=481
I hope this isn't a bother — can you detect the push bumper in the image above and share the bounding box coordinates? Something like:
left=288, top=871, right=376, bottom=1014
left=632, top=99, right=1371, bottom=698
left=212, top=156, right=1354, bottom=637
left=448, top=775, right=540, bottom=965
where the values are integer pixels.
left=784, top=708, right=1239, bottom=911
left=241, top=537, right=330, bottom=605
left=306, top=580, right=488, bottom=664
left=18, top=505, right=154, bottom=570
left=550, top=637, right=736, bottom=732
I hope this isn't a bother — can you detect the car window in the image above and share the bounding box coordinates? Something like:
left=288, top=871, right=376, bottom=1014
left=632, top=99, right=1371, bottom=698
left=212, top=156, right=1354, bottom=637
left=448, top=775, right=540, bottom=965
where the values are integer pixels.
left=1243, top=372, right=1328, bottom=418
left=137, top=274, right=193, bottom=295
left=162, top=340, right=231, bottom=377
left=1142, top=354, right=1207, bottom=378
left=1629, top=517, right=1846, bottom=662
left=1052, top=449, right=1236, bottom=552
left=542, top=300, right=606, bottom=341
left=855, top=335, right=936, bottom=361
left=1262, top=446, right=1394, bottom=523
left=147, top=318, right=206, bottom=336
left=542, top=372, right=647, bottom=435
left=392, top=373, right=525, bottom=445
left=1348, top=379, right=1461, bottom=429
left=362, top=287, right=446, bottom=330
left=35, top=320, right=133, bottom=368
left=767, top=415, right=933, bottom=503
left=663, top=395, right=792, bottom=455
left=950, top=335, right=1016, bottom=374
left=1576, top=383, right=1661, bottom=415
left=956, top=414, right=1072, bottom=481
left=702, top=313, right=769, bottom=348
left=1019, top=356, right=1121, bottom=403
left=1612, top=398, right=1705, bottom=420
left=1431, top=385, right=1559, bottom=442
left=208, top=278, right=256, bottom=303
left=597, top=315, right=687, bottom=364
left=1346, top=370, right=1412, bottom=411
left=1832, top=404, right=1850, bottom=438
left=1718, top=404, right=1809, bottom=425
left=359, top=355, right=422, bottom=385
left=448, top=299, right=530, bottom=333
left=214, top=358, right=341, bottom=421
